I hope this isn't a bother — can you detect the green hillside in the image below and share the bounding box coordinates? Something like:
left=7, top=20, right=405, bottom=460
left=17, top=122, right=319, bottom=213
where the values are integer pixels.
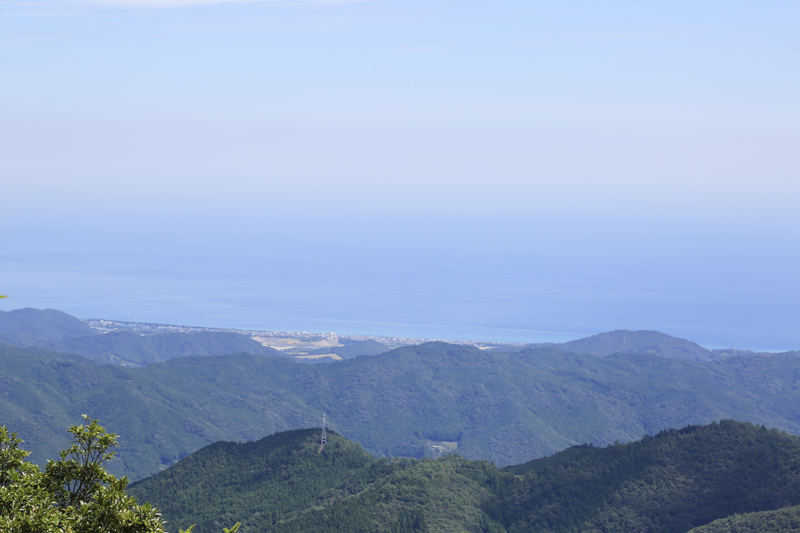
left=688, top=505, right=800, bottom=532
left=499, top=420, right=800, bottom=531
left=0, top=341, right=311, bottom=479
left=129, top=427, right=504, bottom=533
left=5, top=339, right=800, bottom=481
left=129, top=421, right=800, bottom=533
left=131, top=429, right=376, bottom=532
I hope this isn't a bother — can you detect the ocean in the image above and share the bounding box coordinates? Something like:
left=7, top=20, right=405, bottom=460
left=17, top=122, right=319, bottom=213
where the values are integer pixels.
left=2, top=233, right=798, bottom=352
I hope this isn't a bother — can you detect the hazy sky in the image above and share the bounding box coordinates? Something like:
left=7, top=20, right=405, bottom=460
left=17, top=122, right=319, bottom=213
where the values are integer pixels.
left=2, top=1, right=799, bottom=349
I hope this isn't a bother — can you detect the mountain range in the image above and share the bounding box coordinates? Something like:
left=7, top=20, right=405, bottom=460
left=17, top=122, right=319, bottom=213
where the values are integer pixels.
left=4, top=307, right=800, bottom=531
left=3, top=310, right=800, bottom=481
left=4, top=307, right=797, bottom=366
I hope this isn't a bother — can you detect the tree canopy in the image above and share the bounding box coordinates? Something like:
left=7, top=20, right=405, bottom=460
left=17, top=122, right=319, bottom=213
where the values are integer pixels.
left=1, top=415, right=164, bottom=532
left=0, top=416, right=239, bottom=533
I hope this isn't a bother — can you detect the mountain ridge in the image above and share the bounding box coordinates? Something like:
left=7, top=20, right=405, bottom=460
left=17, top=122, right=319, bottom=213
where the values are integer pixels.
left=5, top=337, right=800, bottom=481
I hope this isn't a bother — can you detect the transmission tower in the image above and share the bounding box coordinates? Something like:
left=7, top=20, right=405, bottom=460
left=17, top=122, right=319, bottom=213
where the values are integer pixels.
left=320, top=413, right=327, bottom=451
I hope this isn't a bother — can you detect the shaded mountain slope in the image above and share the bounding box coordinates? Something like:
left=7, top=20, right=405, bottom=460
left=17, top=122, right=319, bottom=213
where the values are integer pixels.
left=499, top=420, right=800, bottom=532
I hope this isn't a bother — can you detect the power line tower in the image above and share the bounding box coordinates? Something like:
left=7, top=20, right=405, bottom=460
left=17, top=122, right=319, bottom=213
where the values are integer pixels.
left=319, top=413, right=327, bottom=452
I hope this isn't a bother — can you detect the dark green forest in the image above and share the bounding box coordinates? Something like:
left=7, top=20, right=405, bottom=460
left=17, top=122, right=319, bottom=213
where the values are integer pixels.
left=687, top=505, right=800, bottom=532
left=6, top=416, right=800, bottom=532
left=129, top=421, right=800, bottom=533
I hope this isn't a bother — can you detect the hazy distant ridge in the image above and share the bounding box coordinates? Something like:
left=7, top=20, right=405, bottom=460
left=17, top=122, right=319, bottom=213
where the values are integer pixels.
left=1, top=308, right=775, bottom=365
left=536, top=329, right=718, bottom=362
left=49, top=330, right=283, bottom=365
left=0, top=308, right=98, bottom=346
left=0, top=308, right=283, bottom=365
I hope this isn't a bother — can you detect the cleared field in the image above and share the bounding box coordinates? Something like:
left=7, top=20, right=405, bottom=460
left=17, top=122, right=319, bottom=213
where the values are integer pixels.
left=251, top=336, right=342, bottom=354
left=295, top=353, right=343, bottom=361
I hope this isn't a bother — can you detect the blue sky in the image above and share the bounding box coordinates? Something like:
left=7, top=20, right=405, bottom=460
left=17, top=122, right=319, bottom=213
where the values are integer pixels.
left=2, top=1, right=799, bottom=349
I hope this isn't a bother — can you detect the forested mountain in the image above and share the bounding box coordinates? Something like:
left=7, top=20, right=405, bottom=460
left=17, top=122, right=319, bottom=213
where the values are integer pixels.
left=130, top=428, right=499, bottom=533
left=687, top=505, right=800, bottom=532
left=5, top=338, right=800, bottom=481
left=0, top=341, right=309, bottom=478
left=129, top=421, right=800, bottom=533
left=499, top=420, right=800, bottom=531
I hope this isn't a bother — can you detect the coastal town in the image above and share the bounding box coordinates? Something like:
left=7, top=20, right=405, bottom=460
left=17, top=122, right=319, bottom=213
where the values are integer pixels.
left=85, top=318, right=526, bottom=353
